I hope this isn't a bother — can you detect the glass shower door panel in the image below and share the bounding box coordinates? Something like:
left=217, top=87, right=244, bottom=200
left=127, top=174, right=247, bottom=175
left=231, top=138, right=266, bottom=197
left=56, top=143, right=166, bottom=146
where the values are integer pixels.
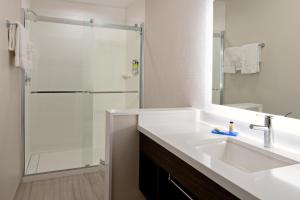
left=26, top=21, right=142, bottom=174
left=90, top=28, right=127, bottom=92
left=125, top=30, right=140, bottom=108
left=91, top=29, right=141, bottom=163
left=28, top=93, right=94, bottom=173
left=30, top=22, right=93, bottom=91
left=26, top=22, right=95, bottom=174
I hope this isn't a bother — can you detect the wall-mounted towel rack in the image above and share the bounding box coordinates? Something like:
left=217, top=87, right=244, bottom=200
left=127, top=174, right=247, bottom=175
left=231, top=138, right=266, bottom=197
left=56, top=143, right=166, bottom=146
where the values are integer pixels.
left=6, top=20, right=18, bottom=28
left=226, top=43, right=265, bottom=49
left=6, top=8, right=27, bottom=29
left=259, top=43, right=265, bottom=48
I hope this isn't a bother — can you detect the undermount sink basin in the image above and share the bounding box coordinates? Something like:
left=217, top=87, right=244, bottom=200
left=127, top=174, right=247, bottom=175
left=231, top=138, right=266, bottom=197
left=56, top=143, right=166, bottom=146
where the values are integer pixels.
left=195, top=139, right=298, bottom=173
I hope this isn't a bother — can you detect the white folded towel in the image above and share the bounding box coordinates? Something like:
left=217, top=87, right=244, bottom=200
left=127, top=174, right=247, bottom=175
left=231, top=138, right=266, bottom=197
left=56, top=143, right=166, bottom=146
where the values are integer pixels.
left=241, top=43, right=261, bottom=74
left=8, top=22, right=30, bottom=70
left=224, top=47, right=242, bottom=74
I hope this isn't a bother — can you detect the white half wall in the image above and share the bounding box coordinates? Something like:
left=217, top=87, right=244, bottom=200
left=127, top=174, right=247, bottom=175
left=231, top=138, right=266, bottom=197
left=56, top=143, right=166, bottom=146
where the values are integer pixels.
left=106, top=111, right=145, bottom=200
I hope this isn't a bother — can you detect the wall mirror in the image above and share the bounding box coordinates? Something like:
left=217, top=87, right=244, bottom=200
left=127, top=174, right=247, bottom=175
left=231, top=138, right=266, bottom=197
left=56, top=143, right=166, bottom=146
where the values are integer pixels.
left=212, top=0, right=300, bottom=119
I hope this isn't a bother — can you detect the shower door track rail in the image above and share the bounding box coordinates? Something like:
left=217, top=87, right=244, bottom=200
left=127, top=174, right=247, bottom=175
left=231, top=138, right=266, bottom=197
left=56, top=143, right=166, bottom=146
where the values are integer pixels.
left=25, top=9, right=142, bottom=32
left=31, top=90, right=139, bottom=94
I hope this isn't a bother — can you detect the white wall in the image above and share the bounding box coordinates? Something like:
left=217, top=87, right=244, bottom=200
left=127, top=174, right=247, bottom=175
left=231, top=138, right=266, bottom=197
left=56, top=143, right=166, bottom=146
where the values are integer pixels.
left=22, top=0, right=31, bottom=9
left=0, top=0, right=28, bottom=199
left=126, top=0, right=145, bottom=25
left=144, top=0, right=211, bottom=108
left=213, top=0, right=226, bottom=32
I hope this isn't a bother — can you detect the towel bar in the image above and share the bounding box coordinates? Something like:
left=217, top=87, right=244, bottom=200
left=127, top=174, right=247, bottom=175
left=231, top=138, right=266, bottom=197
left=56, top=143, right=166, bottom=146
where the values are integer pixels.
left=6, top=20, right=17, bottom=28
left=259, top=43, right=265, bottom=48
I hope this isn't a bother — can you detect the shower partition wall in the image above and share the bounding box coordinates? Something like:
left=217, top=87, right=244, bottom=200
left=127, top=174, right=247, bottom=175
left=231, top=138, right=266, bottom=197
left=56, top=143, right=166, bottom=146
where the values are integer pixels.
left=24, top=12, right=143, bottom=175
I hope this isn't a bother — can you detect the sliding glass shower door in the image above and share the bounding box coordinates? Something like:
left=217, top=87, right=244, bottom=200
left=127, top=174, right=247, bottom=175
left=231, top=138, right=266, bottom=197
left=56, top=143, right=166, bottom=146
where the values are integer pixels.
left=25, top=21, right=141, bottom=175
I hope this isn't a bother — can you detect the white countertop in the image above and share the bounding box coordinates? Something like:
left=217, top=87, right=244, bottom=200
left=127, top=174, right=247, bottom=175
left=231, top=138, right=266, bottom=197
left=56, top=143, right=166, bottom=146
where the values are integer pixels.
left=137, top=110, right=300, bottom=200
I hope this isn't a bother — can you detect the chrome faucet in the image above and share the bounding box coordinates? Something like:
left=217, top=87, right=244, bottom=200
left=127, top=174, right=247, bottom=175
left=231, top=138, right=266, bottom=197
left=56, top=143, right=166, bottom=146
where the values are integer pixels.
left=249, top=115, right=274, bottom=148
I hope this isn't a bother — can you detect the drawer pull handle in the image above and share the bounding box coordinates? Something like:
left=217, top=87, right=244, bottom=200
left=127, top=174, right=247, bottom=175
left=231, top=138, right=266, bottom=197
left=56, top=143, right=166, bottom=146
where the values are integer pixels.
left=168, top=174, right=194, bottom=200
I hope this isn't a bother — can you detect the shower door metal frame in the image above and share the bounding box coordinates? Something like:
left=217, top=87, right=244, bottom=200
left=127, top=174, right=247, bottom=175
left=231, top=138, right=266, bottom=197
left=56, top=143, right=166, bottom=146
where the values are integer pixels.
left=22, top=8, right=145, bottom=176
left=26, top=8, right=142, bottom=32
left=139, top=23, right=145, bottom=108
left=213, top=31, right=225, bottom=105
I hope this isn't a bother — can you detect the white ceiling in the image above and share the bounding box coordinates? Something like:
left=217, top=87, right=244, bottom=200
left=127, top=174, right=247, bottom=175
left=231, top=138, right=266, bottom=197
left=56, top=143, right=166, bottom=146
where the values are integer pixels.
left=59, top=0, right=137, bottom=8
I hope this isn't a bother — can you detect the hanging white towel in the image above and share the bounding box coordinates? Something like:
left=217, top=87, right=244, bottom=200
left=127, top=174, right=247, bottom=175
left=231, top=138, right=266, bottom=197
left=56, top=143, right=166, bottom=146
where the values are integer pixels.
left=241, top=43, right=261, bottom=74
left=8, top=24, right=17, bottom=51
left=224, top=47, right=242, bottom=74
left=8, top=22, right=30, bottom=70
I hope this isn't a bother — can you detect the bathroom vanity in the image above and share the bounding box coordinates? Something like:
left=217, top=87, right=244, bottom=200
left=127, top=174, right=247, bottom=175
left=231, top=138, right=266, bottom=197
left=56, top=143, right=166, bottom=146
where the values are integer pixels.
left=137, top=109, right=300, bottom=200
left=139, top=133, right=238, bottom=200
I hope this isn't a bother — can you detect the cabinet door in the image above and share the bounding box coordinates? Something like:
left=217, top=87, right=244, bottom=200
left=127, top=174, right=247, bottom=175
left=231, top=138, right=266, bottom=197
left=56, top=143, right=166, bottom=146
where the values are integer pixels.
left=159, top=169, right=195, bottom=200
left=139, top=152, right=159, bottom=200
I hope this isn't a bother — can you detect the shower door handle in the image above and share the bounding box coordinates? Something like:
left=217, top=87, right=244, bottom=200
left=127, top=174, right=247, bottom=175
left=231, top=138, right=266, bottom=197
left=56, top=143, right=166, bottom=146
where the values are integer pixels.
left=168, top=174, right=194, bottom=200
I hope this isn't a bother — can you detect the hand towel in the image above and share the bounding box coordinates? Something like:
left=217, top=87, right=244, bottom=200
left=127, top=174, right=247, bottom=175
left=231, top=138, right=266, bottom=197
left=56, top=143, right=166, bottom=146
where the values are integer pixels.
left=241, top=43, right=261, bottom=74
left=224, top=47, right=242, bottom=74
left=8, top=22, right=30, bottom=70
left=8, top=24, right=17, bottom=51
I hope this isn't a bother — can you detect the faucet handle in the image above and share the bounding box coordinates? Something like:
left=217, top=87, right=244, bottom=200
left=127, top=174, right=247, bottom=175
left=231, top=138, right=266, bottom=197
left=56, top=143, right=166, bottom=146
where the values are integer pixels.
left=253, top=114, right=273, bottom=127
left=265, top=115, right=272, bottom=126
left=255, top=114, right=274, bottom=120
left=284, top=112, right=293, bottom=117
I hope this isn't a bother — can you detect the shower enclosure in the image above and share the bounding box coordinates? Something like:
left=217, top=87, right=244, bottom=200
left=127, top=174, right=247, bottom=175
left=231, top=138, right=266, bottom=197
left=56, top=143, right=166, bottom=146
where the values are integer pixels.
left=24, top=10, right=144, bottom=175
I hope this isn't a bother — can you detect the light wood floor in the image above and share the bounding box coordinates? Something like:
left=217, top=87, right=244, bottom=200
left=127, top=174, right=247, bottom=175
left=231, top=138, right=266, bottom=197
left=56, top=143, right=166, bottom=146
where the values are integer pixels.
left=14, top=171, right=105, bottom=200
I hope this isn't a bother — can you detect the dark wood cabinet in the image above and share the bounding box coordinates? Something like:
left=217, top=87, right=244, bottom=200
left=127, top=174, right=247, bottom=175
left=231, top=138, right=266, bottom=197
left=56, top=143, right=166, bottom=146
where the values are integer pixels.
left=139, top=151, right=160, bottom=200
left=139, top=133, right=240, bottom=200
